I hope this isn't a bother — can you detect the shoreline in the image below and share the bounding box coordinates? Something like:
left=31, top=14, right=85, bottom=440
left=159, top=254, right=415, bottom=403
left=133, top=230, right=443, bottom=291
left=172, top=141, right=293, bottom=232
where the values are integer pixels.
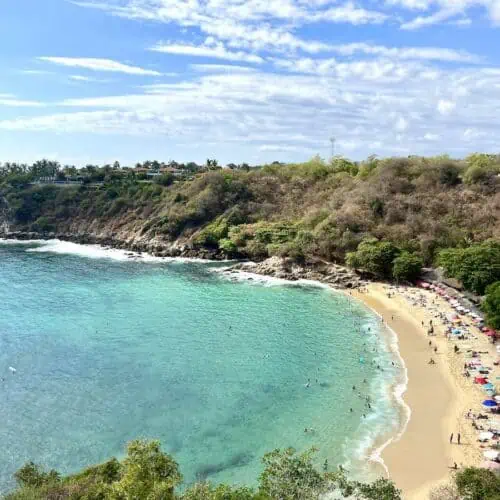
left=353, top=283, right=487, bottom=499
left=1, top=236, right=489, bottom=497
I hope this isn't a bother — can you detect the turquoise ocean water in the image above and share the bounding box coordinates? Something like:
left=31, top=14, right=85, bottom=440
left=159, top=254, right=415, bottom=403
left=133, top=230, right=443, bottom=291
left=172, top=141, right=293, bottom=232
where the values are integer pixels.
left=0, top=240, right=407, bottom=492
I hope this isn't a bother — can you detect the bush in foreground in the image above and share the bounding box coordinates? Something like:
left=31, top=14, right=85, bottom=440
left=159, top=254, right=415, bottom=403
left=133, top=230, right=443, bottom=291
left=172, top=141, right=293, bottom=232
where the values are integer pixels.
left=6, top=440, right=401, bottom=500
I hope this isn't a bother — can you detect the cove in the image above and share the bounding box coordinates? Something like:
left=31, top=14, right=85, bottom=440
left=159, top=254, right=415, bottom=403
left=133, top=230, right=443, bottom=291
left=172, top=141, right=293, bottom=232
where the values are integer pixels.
left=0, top=240, right=403, bottom=492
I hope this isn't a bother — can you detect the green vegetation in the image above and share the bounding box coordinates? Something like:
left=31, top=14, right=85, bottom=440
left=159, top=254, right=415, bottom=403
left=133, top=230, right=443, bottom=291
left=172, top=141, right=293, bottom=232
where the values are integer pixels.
left=6, top=440, right=401, bottom=500
left=1, top=154, right=500, bottom=284
left=392, top=252, right=424, bottom=283
left=7, top=440, right=500, bottom=500
left=431, top=467, right=500, bottom=500
left=437, top=242, right=500, bottom=295
left=346, top=239, right=400, bottom=278
left=483, top=282, right=500, bottom=330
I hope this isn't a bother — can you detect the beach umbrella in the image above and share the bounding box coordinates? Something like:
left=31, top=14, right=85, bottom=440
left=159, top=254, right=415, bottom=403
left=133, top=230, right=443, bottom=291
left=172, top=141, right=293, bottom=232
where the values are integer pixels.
left=484, top=450, right=500, bottom=460
left=476, top=377, right=488, bottom=384
left=484, top=383, right=495, bottom=390
left=482, top=461, right=500, bottom=470
left=452, top=329, right=461, bottom=335
left=495, top=396, right=500, bottom=402
left=480, top=432, right=495, bottom=441
left=483, top=400, right=498, bottom=408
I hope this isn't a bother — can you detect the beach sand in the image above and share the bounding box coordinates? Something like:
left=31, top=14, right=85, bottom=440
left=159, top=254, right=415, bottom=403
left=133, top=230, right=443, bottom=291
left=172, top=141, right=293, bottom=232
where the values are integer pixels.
left=353, top=283, right=493, bottom=499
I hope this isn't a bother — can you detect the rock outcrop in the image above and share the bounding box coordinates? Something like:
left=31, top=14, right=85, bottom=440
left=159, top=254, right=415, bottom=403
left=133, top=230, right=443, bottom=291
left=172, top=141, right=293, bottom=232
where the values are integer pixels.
left=225, top=256, right=364, bottom=289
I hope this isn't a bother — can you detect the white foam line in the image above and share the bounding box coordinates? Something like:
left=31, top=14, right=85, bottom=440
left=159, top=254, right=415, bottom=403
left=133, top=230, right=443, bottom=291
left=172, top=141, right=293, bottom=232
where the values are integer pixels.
left=0, top=238, right=47, bottom=245
left=1, top=238, right=230, bottom=264
left=359, top=308, right=411, bottom=477
left=214, top=268, right=332, bottom=290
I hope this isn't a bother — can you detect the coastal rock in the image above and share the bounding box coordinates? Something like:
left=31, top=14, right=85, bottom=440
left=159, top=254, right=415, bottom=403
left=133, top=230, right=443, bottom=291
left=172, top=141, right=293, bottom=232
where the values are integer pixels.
left=229, top=256, right=363, bottom=289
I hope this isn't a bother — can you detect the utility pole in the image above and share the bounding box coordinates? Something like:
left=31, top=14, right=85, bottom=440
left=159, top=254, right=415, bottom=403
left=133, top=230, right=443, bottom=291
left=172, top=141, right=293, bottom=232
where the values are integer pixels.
left=330, top=137, right=336, bottom=159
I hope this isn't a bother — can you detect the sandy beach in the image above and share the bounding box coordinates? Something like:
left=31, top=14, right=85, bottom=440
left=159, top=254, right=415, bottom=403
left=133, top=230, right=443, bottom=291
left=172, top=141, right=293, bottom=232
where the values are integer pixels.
left=353, top=283, right=497, bottom=499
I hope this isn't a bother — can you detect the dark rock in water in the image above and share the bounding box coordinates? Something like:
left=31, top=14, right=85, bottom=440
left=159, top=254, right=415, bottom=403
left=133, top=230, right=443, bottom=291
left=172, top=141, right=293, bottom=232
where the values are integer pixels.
left=195, top=452, right=254, bottom=480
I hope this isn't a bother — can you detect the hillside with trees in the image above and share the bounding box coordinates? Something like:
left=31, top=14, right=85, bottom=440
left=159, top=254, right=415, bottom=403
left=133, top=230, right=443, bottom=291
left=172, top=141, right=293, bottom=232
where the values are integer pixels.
left=1, top=153, right=500, bottom=296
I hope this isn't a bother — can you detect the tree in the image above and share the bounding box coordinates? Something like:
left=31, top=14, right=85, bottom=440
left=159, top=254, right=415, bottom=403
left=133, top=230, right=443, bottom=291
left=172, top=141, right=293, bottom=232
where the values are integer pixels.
left=258, top=448, right=335, bottom=499
left=454, top=467, right=500, bottom=500
left=14, top=462, right=60, bottom=488
left=438, top=242, right=500, bottom=294
left=392, top=252, right=423, bottom=283
left=111, top=440, right=182, bottom=499
left=351, top=477, right=401, bottom=499
left=181, top=483, right=259, bottom=500
left=482, top=282, right=500, bottom=330
left=346, top=239, right=400, bottom=278
left=206, top=159, right=219, bottom=170
left=155, top=173, right=174, bottom=187
left=439, top=163, right=461, bottom=186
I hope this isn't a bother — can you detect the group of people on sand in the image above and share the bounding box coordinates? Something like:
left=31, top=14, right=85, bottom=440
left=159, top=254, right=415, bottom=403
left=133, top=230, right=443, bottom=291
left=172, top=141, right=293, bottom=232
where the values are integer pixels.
left=386, top=283, right=500, bottom=471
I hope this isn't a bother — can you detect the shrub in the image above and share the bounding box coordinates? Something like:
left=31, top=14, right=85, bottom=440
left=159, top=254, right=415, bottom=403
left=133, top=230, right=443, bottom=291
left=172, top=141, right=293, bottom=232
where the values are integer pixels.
left=392, top=252, right=423, bottom=282
left=346, top=238, right=400, bottom=278
left=482, top=282, right=500, bottom=330
left=438, top=242, right=500, bottom=294
left=155, top=173, right=174, bottom=187
left=14, top=462, right=59, bottom=489
left=439, top=163, right=461, bottom=186
left=32, top=216, right=54, bottom=233
left=218, top=238, right=238, bottom=255
left=455, top=467, right=500, bottom=500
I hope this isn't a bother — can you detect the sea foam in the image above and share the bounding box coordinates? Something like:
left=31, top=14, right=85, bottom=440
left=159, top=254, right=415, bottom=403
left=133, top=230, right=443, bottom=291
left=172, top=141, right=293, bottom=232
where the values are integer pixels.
left=2, top=238, right=215, bottom=264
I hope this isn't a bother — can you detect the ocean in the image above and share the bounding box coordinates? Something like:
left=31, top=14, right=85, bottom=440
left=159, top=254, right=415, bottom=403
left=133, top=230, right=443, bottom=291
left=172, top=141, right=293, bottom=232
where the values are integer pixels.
left=0, top=239, right=407, bottom=492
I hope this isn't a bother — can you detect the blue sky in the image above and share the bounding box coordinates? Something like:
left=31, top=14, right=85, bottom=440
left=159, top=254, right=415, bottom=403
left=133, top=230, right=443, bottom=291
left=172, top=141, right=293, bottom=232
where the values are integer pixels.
left=1, top=0, right=499, bottom=166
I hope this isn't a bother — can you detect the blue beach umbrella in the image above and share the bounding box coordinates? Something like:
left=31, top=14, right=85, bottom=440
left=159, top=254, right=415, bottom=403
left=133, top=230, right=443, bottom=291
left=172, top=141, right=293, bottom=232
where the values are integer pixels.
left=484, top=384, right=495, bottom=390
left=483, top=400, right=498, bottom=408
left=453, top=329, right=461, bottom=334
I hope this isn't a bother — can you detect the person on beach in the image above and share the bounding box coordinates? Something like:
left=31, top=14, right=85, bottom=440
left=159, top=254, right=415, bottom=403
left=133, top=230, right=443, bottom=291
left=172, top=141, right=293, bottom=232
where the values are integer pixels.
left=458, top=433, right=461, bottom=445
left=429, top=358, right=436, bottom=364
left=450, top=433, right=454, bottom=443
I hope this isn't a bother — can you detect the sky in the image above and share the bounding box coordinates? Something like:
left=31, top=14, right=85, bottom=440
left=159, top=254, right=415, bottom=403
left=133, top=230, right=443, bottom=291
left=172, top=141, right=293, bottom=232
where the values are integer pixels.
left=0, top=0, right=499, bottom=166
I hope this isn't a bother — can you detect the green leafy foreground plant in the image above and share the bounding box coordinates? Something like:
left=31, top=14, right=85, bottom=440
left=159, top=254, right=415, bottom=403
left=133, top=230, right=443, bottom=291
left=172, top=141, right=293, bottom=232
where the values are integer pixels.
left=5, top=440, right=402, bottom=500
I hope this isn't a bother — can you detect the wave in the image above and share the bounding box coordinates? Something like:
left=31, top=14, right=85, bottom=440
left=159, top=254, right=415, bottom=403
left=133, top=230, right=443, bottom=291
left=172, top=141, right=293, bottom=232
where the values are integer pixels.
left=0, top=238, right=48, bottom=245
left=2, top=238, right=216, bottom=264
left=347, top=307, right=411, bottom=480
left=367, top=323, right=411, bottom=475
left=213, top=268, right=332, bottom=290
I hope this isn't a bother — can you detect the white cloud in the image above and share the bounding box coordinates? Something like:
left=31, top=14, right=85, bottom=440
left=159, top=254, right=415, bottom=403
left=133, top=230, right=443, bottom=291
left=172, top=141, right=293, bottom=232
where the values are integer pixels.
left=437, top=99, right=456, bottom=114
left=424, top=132, right=440, bottom=140
left=4, top=61, right=499, bottom=160
left=38, top=57, right=161, bottom=76
left=69, top=75, right=94, bottom=82
left=392, top=0, right=500, bottom=29
left=190, top=64, right=258, bottom=73
left=0, top=98, right=45, bottom=107
left=151, top=41, right=264, bottom=64
left=395, top=116, right=409, bottom=131
left=330, top=42, right=479, bottom=63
